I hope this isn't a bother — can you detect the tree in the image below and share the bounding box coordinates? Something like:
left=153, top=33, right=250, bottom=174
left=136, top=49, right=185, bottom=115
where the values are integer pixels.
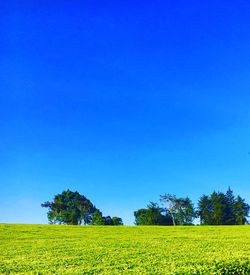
left=91, top=211, right=123, bottom=226
left=175, top=197, right=196, bottom=225
left=160, top=194, right=196, bottom=225
left=112, top=216, right=123, bottom=225
left=134, top=202, right=172, bottom=225
left=210, top=191, right=229, bottom=225
left=234, top=196, right=250, bottom=225
left=91, top=210, right=105, bottom=225
left=224, top=187, right=236, bottom=225
left=197, top=195, right=213, bottom=225
left=41, top=190, right=96, bottom=225
left=198, top=191, right=233, bottom=225
left=103, top=216, right=113, bottom=225
left=197, top=188, right=250, bottom=225
left=160, top=194, right=177, bottom=226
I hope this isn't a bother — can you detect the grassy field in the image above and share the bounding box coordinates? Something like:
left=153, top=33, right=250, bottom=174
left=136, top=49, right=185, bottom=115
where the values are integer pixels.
left=1, top=224, right=250, bottom=274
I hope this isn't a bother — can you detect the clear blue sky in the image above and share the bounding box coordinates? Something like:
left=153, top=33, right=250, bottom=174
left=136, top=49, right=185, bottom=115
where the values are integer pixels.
left=1, top=1, right=250, bottom=225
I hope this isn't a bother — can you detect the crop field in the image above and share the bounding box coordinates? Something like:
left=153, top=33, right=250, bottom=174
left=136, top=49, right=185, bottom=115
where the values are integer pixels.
left=0, top=224, right=250, bottom=274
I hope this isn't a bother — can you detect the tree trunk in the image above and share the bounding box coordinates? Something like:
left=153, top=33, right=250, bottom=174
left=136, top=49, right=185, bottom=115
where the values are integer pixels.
left=169, top=209, right=176, bottom=226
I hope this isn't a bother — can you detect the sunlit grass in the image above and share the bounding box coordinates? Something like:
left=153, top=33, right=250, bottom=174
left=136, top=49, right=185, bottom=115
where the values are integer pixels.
left=1, top=224, right=250, bottom=274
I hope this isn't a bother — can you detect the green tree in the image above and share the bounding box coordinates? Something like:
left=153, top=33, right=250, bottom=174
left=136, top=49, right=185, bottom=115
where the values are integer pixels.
left=91, top=212, right=123, bottom=226
left=210, top=191, right=227, bottom=225
left=103, top=215, right=113, bottom=225
left=234, top=196, right=250, bottom=225
left=134, top=202, right=172, bottom=225
left=112, top=216, right=123, bottom=225
left=91, top=210, right=105, bottom=225
left=41, top=190, right=96, bottom=225
left=197, top=188, right=249, bottom=225
left=160, top=194, right=196, bottom=225
left=160, top=194, right=177, bottom=225
left=224, top=187, right=236, bottom=225
left=197, top=195, right=213, bottom=225
left=175, top=197, right=196, bottom=225
left=198, top=191, right=231, bottom=225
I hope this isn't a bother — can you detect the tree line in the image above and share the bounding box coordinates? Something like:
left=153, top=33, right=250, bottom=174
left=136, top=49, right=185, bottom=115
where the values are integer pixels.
left=135, top=188, right=249, bottom=225
left=42, top=188, right=249, bottom=226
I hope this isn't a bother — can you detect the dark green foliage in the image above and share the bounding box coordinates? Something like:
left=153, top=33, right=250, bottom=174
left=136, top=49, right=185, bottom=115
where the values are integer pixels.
left=134, top=202, right=172, bottom=225
left=91, top=210, right=105, bottom=225
left=197, top=188, right=249, bottom=225
left=41, top=190, right=96, bottom=225
left=91, top=210, right=123, bottom=226
left=197, top=195, right=213, bottom=225
left=234, top=196, right=250, bottom=225
left=42, top=190, right=123, bottom=226
left=160, top=194, right=196, bottom=225
left=104, top=216, right=113, bottom=225
left=112, top=216, right=123, bottom=225
left=174, top=197, right=196, bottom=225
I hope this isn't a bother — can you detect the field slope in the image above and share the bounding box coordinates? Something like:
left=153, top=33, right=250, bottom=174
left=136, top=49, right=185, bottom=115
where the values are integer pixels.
left=0, top=224, right=250, bottom=274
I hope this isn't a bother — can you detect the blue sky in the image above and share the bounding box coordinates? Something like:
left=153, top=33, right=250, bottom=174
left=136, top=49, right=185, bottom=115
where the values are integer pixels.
left=1, top=1, right=250, bottom=225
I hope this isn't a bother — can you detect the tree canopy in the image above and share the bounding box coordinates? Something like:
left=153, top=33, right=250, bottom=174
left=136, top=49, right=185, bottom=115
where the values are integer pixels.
left=91, top=210, right=124, bottom=226
left=41, top=190, right=96, bottom=225
left=134, top=202, right=172, bottom=225
left=42, top=190, right=123, bottom=226
left=134, top=188, right=248, bottom=226
left=197, top=188, right=249, bottom=225
left=160, top=194, right=196, bottom=225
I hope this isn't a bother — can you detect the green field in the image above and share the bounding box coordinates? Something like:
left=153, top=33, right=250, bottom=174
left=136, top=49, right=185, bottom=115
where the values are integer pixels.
left=1, top=224, right=250, bottom=274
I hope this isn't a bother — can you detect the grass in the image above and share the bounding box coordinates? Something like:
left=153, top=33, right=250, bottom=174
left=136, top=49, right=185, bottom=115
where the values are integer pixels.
left=0, top=224, right=250, bottom=274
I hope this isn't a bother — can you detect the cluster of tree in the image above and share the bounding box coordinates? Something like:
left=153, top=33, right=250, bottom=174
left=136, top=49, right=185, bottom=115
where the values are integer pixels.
left=91, top=209, right=123, bottom=225
left=134, top=202, right=172, bottom=225
left=134, top=195, right=196, bottom=226
left=198, top=188, right=250, bottom=225
left=134, top=188, right=249, bottom=226
left=42, top=188, right=249, bottom=226
left=41, top=190, right=123, bottom=226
